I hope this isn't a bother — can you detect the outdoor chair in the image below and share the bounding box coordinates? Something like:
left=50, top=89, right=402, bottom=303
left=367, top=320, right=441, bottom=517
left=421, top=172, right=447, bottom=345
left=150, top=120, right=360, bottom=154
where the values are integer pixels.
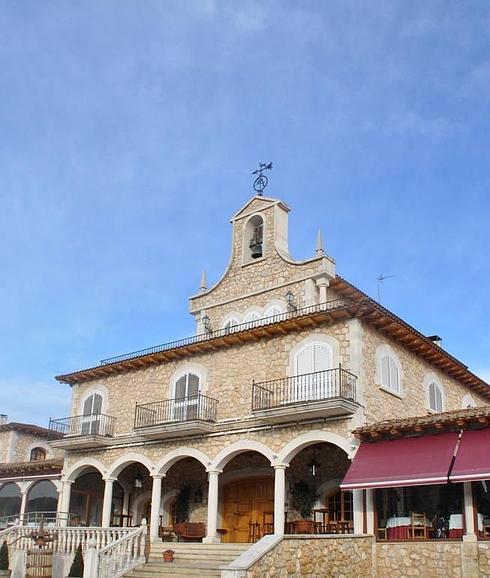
left=410, top=512, right=427, bottom=539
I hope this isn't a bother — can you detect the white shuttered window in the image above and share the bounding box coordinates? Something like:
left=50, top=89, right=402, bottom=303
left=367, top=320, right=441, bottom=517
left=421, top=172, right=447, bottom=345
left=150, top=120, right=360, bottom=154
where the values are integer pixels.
left=380, top=355, right=400, bottom=394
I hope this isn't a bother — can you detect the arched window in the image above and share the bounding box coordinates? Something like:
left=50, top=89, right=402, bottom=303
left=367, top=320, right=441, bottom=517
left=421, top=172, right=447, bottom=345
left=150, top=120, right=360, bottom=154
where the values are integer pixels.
left=293, top=342, right=334, bottom=401
left=243, top=310, right=261, bottom=328
left=80, top=392, right=104, bottom=436
left=26, top=480, right=58, bottom=514
left=0, top=483, right=21, bottom=518
left=174, top=373, right=200, bottom=421
left=428, top=381, right=444, bottom=412
left=243, top=214, right=264, bottom=263
left=263, top=303, right=284, bottom=322
left=222, top=317, right=240, bottom=334
left=30, top=447, right=47, bottom=462
left=462, top=394, right=475, bottom=409
left=375, top=345, right=402, bottom=396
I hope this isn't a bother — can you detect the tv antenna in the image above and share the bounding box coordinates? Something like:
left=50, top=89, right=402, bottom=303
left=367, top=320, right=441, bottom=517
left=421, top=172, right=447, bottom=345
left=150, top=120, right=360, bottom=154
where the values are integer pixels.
left=377, top=274, right=396, bottom=302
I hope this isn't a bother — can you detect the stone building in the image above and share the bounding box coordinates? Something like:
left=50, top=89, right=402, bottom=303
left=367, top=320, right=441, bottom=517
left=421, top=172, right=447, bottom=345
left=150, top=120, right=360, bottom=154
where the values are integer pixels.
left=0, top=415, right=63, bottom=527
left=44, top=193, right=490, bottom=576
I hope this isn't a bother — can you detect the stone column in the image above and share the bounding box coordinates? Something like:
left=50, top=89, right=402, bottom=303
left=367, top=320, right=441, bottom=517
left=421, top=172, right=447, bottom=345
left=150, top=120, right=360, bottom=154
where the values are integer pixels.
left=274, top=465, right=287, bottom=536
left=365, top=489, right=375, bottom=535
left=463, top=482, right=476, bottom=537
left=19, top=488, right=28, bottom=525
left=204, top=470, right=220, bottom=543
left=101, top=478, right=115, bottom=527
left=59, top=480, right=73, bottom=527
left=150, top=475, right=164, bottom=542
left=352, top=489, right=363, bottom=534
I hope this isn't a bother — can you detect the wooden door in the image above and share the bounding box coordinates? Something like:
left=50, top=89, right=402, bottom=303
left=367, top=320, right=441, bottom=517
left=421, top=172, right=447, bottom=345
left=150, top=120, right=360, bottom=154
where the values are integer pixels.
left=222, top=478, right=274, bottom=543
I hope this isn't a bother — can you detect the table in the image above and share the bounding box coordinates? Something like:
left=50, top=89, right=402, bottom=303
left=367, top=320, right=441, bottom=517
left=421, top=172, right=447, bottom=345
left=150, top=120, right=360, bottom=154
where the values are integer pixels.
left=448, top=513, right=484, bottom=539
left=386, top=516, right=411, bottom=540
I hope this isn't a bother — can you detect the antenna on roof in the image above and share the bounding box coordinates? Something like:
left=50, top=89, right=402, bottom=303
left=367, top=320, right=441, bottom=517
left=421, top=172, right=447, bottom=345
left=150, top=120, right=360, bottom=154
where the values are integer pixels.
left=377, top=274, right=396, bottom=302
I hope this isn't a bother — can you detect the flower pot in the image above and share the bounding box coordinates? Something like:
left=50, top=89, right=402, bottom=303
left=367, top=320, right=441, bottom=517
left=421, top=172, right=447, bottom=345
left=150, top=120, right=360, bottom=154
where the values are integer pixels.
left=162, top=550, right=174, bottom=563
left=294, top=520, right=315, bottom=534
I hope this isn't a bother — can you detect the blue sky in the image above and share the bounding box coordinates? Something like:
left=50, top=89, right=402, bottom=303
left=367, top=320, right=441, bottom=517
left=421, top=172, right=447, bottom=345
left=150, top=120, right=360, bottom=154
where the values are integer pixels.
left=0, top=1, right=489, bottom=425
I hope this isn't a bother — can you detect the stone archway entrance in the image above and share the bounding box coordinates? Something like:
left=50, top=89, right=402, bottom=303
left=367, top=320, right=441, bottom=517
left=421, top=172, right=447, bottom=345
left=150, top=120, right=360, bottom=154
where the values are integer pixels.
left=222, top=477, right=274, bottom=543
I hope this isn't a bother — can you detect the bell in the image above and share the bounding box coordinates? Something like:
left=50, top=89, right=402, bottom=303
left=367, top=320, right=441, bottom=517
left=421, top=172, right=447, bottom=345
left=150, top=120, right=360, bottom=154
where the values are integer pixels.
left=250, top=242, right=262, bottom=259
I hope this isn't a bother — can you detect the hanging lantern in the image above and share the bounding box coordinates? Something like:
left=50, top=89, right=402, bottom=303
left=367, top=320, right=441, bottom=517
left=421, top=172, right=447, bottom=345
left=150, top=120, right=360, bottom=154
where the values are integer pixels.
left=307, top=457, right=320, bottom=477
left=134, top=470, right=144, bottom=489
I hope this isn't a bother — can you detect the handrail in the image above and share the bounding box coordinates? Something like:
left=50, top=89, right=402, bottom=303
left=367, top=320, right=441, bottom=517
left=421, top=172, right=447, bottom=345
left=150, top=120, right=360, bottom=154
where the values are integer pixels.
left=47, top=413, right=116, bottom=440
left=134, top=393, right=218, bottom=428
left=97, top=525, right=146, bottom=578
left=101, top=297, right=352, bottom=365
left=252, top=366, right=358, bottom=411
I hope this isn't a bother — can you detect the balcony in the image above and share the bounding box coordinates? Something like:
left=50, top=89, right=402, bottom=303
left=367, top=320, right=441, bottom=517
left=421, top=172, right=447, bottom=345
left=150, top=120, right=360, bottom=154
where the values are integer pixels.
left=47, top=413, right=116, bottom=449
left=134, top=394, right=218, bottom=439
left=251, top=367, right=359, bottom=424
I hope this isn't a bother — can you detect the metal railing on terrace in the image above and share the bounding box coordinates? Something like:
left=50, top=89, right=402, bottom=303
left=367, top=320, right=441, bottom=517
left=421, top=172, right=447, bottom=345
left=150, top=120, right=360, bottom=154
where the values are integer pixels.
left=134, top=393, right=218, bottom=429
left=251, top=366, right=358, bottom=412
left=47, top=413, right=116, bottom=440
left=101, top=297, right=352, bottom=365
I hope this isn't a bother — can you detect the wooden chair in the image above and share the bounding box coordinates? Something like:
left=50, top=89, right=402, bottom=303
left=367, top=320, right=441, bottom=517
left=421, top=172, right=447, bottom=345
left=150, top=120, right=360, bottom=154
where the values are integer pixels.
left=377, top=527, right=387, bottom=540
left=410, top=513, right=427, bottom=539
left=483, top=524, right=490, bottom=538
left=248, top=521, right=260, bottom=543
left=262, top=512, right=274, bottom=536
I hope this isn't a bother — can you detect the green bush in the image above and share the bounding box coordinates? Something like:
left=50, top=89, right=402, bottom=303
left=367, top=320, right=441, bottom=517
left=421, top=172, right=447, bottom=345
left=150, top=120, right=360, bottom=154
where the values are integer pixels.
left=0, top=541, right=8, bottom=571
left=68, top=543, right=84, bottom=577
left=290, top=480, right=318, bottom=519
left=175, top=484, right=191, bottom=523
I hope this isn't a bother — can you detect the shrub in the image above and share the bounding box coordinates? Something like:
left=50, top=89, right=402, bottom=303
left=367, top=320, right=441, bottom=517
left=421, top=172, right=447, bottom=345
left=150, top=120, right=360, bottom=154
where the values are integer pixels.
left=68, top=544, right=84, bottom=577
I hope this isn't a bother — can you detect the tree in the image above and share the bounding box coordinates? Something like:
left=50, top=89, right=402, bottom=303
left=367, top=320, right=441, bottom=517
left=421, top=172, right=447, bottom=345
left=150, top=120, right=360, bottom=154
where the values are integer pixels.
left=68, top=544, right=84, bottom=577
left=290, top=480, right=318, bottom=519
left=0, top=541, right=9, bottom=571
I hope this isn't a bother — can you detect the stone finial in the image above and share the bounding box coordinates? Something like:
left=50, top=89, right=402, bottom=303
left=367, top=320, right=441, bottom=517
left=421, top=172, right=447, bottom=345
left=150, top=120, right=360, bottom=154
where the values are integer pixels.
left=199, top=270, right=207, bottom=293
left=316, top=229, right=324, bottom=256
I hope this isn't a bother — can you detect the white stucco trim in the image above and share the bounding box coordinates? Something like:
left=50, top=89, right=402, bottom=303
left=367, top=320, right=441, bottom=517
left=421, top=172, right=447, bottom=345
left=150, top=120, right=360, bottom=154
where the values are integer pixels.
left=169, top=363, right=208, bottom=397
left=24, top=441, right=53, bottom=462
left=24, top=478, right=58, bottom=495
left=276, top=430, right=354, bottom=465
left=462, top=394, right=476, bottom=409
left=375, top=343, right=403, bottom=396
left=64, top=457, right=107, bottom=482
left=78, top=384, right=109, bottom=415
left=242, top=212, right=267, bottom=266
left=220, top=312, right=241, bottom=329
left=263, top=299, right=286, bottom=319
left=424, top=372, right=445, bottom=413
left=106, top=452, right=155, bottom=479
left=154, top=447, right=211, bottom=476
left=210, top=440, right=275, bottom=471
left=287, top=333, right=339, bottom=376
left=0, top=480, right=22, bottom=493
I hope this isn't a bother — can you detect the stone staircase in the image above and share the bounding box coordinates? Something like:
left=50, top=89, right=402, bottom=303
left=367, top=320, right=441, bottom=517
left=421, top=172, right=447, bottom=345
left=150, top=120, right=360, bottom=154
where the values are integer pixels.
left=126, top=542, right=250, bottom=578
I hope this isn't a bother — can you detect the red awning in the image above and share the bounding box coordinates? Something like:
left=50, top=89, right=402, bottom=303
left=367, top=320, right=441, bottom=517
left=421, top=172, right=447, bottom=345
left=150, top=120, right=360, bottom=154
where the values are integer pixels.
left=449, top=428, right=490, bottom=483
left=341, top=432, right=459, bottom=490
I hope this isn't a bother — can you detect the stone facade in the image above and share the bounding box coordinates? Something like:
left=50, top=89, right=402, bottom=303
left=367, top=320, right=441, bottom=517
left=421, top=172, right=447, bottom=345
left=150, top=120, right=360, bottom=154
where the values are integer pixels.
left=245, top=536, right=373, bottom=578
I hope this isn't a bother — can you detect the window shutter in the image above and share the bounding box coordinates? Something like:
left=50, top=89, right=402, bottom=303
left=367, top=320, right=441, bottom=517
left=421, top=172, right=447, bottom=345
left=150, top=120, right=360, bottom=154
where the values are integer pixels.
left=313, top=343, right=332, bottom=372
left=429, top=383, right=437, bottom=410
left=380, top=356, right=390, bottom=388
left=175, top=376, right=187, bottom=399
left=389, top=359, right=400, bottom=393
left=296, top=345, right=314, bottom=375
left=188, top=374, right=200, bottom=396
left=92, top=393, right=103, bottom=415
left=83, top=395, right=93, bottom=416
left=436, top=387, right=443, bottom=412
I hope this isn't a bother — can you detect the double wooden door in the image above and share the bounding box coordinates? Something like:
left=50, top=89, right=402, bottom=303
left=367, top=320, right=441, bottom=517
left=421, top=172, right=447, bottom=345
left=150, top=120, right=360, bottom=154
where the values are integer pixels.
left=222, top=478, right=274, bottom=543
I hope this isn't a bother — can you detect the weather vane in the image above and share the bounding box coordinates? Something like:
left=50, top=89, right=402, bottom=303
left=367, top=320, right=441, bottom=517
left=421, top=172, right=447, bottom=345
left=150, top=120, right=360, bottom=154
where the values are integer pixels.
left=252, top=162, right=273, bottom=196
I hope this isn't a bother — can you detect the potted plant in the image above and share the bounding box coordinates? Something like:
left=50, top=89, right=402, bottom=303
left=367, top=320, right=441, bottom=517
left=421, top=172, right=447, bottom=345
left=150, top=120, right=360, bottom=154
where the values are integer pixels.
left=0, top=541, right=10, bottom=577
left=67, top=544, right=84, bottom=578
left=162, top=549, right=174, bottom=563
left=290, top=481, right=318, bottom=534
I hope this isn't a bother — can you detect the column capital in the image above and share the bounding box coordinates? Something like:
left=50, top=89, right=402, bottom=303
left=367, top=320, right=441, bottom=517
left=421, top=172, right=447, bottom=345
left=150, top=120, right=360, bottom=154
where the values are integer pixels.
left=103, top=476, right=117, bottom=483
left=206, top=468, right=222, bottom=475
left=61, top=479, right=74, bottom=485
left=272, top=463, right=288, bottom=470
left=151, top=474, right=165, bottom=480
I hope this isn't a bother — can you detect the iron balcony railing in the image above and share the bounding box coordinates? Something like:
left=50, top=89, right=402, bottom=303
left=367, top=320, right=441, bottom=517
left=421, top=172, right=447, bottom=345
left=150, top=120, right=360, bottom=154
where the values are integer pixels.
left=101, top=297, right=352, bottom=365
left=251, top=366, right=358, bottom=412
left=134, top=394, right=218, bottom=429
left=47, top=413, right=116, bottom=440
